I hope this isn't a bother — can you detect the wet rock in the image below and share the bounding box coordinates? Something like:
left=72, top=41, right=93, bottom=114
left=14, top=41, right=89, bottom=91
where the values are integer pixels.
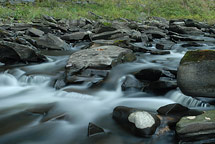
left=34, top=33, right=69, bottom=50
left=150, top=50, right=170, bottom=55
left=66, top=45, right=136, bottom=84
left=155, top=40, right=175, bottom=50
left=0, top=41, right=46, bottom=64
left=181, top=42, right=203, bottom=47
left=145, top=30, right=166, bottom=39
left=170, top=34, right=202, bottom=42
left=121, top=75, right=144, bottom=91
left=177, top=50, right=215, bottom=98
left=92, top=30, right=124, bottom=40
left=184, top=19, right=210, bottom=29
left=157, top=103, right=203, bottom=116
left=134, top=68, right=162, bottom=81
left=61, top=31, right=91, bottom=42
left=112, top=106, right=160, bottom=137
left=0, top=111, right=41, bottom=136
left=169, top=25, right=203, bottom=35
left=88, top=123, right=105, bottom=137
left=145, top=79, right=177, bottom=94
left=28, top=27, right=44, bottom=37
left=176, top=110, right=215, bottom=141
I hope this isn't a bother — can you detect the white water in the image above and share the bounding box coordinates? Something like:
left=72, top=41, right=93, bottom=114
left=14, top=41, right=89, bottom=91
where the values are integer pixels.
left=0, top=47, right=213, bottom=144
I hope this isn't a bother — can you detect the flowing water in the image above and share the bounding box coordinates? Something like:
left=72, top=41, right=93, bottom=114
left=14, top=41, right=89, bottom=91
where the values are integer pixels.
left=0, top=42, right=214, bottom=144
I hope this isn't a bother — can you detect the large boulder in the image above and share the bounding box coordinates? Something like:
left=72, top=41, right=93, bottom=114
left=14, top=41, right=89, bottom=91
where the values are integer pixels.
left=0, top=41, right=46, bottom=64
left=65, top=45, right=136, bottom=85
left=112, top=106, right=160, bottom=137
left=176, top=110, right=215, bottom=141
left=177, top=50, right=215, bottom=98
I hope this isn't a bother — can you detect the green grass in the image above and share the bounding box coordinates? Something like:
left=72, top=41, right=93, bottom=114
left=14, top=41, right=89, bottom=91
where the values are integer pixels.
left=0, top=0, right=215, bottom=24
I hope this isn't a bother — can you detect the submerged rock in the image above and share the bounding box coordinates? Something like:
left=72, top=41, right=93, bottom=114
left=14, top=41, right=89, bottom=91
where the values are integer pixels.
left=177, top=50, right=215, bottom=98
left=112, top=106, right=160, bottom=137
left=176, top=110, right=215, bottom=141
left=88, top=123, right=105, bottom=137
left=0, top=41, right=46, bottom=64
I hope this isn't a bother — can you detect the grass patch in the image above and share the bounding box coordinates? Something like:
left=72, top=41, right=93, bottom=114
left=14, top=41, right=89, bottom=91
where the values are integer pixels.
left=0, top=0, right=215, bottom=23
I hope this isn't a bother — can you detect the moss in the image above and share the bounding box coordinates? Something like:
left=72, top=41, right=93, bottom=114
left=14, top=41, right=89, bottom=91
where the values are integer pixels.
left=102, top=22, right=112, bottom=27
left=176, top=110, right=215, bottom=127
left=180, top=50, right=215, bottom=64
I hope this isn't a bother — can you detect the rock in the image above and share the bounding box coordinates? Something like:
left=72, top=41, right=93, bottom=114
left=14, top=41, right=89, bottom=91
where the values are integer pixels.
left=0, top=111, right=41, bottom=136
left=0, top=41, right=46, bottom=64
left=157, top=103, right=203, bottom=116
left=181, top=42, right=203, bottom=48
left=43, top=15, right=57, bottom=23
left=145, top=79, right=177, bottom=94
left=121, top=75, right=144, bottom=91
left=184, top=19, right=210, bottom=29
left=28, top=28, right=44, bottom=37
left=134, top=68, right=162, bottom=81
left=35, top=33, right=69, bottom=50
left=169, top=25, right=203, bottom=35
left=61, top=31, right=91, bottom=42
left=112, top=106, right=160, bottom=137
left=176, top=110, right=215, bottom=141
left=150, top=50, right=170, bottom=55
left=170, top=34, right=202, bottom=42
left=88, top=123, right=105, bottom=137
left=155, top=39, right=175, bottom=50
left=92, top=30, right=124, bottom=40
left=145, top=29, right=166, bottom=39
left=177, top=50, right=215, bottom=98
left=66, top=45, right=136, bottom=84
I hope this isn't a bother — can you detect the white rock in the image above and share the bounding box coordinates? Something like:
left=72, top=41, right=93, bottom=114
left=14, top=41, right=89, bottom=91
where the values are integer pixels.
left=128, top=111, right=155, bottom=129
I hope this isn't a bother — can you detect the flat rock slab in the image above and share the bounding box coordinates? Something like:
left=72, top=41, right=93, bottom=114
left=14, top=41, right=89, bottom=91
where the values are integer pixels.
left=176, top=110, right=215, bottom=141
left=66, top=45, right=136, bottom=70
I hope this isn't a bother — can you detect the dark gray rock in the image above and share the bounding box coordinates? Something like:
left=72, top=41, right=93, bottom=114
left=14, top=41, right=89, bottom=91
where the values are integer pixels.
left=88, top=123, right=105, bottom=137
left=155, top=39, right=175, bottom=50
left=169, top=25, right=203, bottom=35
left=145, top=79, right=177, bottom=94
left=121, top=75, right=144, bottom=91
left=145, top=30, right=166, bottom=39
left=134, top=68, right=162, bottom=81
left=176, top=110, right=215, bottom=141
left=35, top=33, right=69, bottom=50
left=177, top=50, right=215, bottom=98
left=157, top=103, right=203, bottom=116
left=61, top=31, right=91, bottom=41
left=112, top=106, right=160, bottom=137
left=184, top=19, right=210, bottom=29
left=150, top=50, right=170, bottom=55
left=28, top=28, right=44, bottom=37
left=0, top=41, right=45, bottom=64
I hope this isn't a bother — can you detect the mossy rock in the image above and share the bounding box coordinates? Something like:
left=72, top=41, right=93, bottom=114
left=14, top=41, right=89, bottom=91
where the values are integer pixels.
left=180, top=50, right=215, bottom=64
left=176, top=110, right=215, bottom=141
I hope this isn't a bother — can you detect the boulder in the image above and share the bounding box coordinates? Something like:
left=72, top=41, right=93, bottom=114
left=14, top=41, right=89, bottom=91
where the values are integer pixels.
left=0, top=41, right=45, bottom=64
left=177, top=50, right=215, bottom=98
left=121, top=75, right=145, bottom=91
left=66, top=45, right=136, bottom=84
left=134, top=68, right=162, bottom=81
left=176, top=110, right=215, bottom=141
left=112, top=106, right=160, bottom=137
left=35, top=33, right=69, bottom=50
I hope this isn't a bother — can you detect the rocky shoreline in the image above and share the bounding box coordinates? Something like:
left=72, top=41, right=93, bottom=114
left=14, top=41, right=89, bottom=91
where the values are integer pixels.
left=0, top=15, right=215, bottom=143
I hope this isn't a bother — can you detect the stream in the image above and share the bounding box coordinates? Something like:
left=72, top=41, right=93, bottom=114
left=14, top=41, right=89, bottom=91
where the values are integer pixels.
left=0, top=42, right=214, bottom=144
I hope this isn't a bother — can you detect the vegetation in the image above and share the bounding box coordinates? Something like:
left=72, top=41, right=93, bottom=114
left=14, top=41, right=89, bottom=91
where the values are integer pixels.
left=0, top=0, right=215, bottom=23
